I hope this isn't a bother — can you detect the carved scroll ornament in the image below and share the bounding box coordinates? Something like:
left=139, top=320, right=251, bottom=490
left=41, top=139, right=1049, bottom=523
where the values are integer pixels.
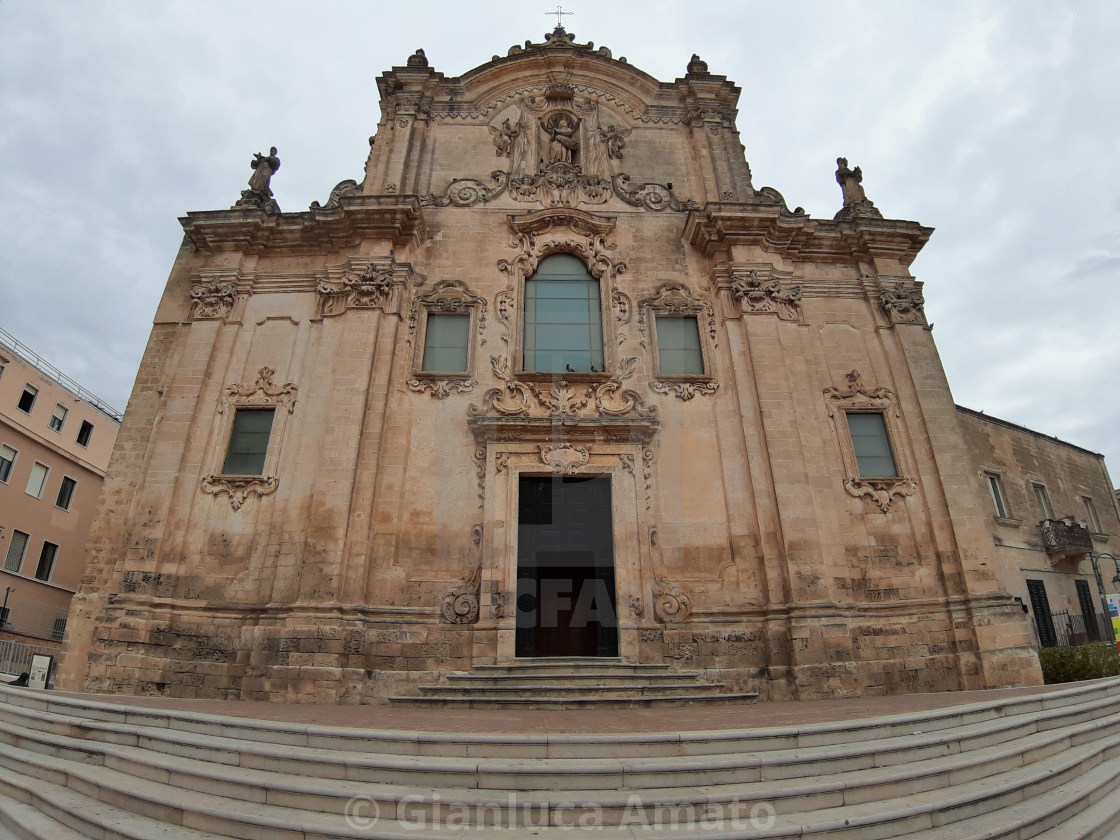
left=539, top=443, right=590, bottom=475
left=440, top=565, right=481, bottom=625
left=201, top=476, right=278, bottom=511
left=844, top=477, right=918, bottom=514
left=653, top=578, right=691, bottom=623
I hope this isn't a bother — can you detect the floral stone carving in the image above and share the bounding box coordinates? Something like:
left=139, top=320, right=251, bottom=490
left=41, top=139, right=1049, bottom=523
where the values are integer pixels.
left=879, top=280, right=927, bottom=326
left=730, top=269, right=801, bottom=321
left=189, top=279, right=238, bottom=320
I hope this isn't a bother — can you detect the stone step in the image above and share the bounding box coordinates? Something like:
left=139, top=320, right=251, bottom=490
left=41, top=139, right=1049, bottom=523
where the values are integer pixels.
left=2, top=705, right=1120, bottom=838
left=394, top=691, right=760, bottom=708
left=442, top=672, right=697, bottom=687
left=0, top=767, right=224, bottom=840
left=2, top=689, right=1119, bottom=804
left=0, top=788, right=89, bottom=840
left=417, top=680, right=735, bottom=696
left=1, top=678, right=1118, bottom=761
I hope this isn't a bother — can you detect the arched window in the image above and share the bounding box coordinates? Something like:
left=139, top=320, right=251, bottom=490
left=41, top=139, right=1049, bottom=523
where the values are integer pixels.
left=523, top=254, right=604, bottom=373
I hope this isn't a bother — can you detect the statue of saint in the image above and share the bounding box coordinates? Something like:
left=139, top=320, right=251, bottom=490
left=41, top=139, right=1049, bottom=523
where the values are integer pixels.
left=835, top=157, right=866, bottom=206
left=547, top=115, right=579, bottom=165
left=248, top=147, right=281, bottom=196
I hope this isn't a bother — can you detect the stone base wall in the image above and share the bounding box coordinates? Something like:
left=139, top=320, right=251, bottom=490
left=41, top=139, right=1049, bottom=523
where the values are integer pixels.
left=72, top=596, right=1042, bottom=704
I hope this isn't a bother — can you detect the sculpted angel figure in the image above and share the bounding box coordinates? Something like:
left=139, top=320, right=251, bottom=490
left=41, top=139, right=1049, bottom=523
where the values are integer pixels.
left=248, top=147, right=280, bottom=196
left=600, top=124, right=631, bottom=159
left=489, top=118, right=521, bottom=157
left=547, top=114, right=579, bottom=164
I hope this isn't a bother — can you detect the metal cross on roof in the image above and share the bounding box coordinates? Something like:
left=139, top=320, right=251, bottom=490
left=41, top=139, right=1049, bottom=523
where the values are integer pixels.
left=546, top=5, right=573, bottom=28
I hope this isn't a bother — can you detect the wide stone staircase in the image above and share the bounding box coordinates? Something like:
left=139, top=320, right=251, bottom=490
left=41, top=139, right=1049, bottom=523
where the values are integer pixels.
left=389, top=657, right=760, bottom=707
left=1, top=678, right=1120, bottom=838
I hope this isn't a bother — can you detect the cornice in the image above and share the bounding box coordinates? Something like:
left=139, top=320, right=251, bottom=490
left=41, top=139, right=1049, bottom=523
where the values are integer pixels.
left=685, top=203, right=933, bottom=265
left=179, top=195, right=423, bottom=255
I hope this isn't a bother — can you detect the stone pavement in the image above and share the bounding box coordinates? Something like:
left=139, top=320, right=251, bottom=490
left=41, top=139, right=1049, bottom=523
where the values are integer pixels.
left=46, top=681, right=1062, bottom=733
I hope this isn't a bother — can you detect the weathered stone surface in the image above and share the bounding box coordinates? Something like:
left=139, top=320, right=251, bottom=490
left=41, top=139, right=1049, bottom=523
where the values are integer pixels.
left=56, top=28, right=1055, bottom=704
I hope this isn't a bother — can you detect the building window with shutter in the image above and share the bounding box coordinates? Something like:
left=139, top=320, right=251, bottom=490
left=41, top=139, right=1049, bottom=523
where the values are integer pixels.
left=35, top=542, right=58, bottom=581
left=25, top=462, right=49, bottom=499
left=49, top=403, right=68, bottom=432
left=0, top=444, right=16, bottom=483
left=56, top=476, right=77, bottom=511
left=4, top=530, right=29, bottom=573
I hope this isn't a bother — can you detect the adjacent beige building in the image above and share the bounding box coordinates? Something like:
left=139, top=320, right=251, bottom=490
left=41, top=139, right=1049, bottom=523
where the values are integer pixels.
left=0, top=328, right=120, bottom=647
left=59, top=28, right=1060, bottom=703
left=957, top=406, right=1120, bottom=648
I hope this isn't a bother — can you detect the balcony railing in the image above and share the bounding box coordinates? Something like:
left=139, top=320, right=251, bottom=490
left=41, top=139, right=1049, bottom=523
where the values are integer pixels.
left=1039, top=517, right=1094, bottom=561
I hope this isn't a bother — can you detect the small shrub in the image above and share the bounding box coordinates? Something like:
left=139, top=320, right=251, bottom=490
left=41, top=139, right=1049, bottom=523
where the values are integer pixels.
left=1038, top=642, right=1120, bottom=684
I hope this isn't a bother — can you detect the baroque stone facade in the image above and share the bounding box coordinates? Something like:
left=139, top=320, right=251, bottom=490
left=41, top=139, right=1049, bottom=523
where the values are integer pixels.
left=58, top=28, right=1045, bottom=702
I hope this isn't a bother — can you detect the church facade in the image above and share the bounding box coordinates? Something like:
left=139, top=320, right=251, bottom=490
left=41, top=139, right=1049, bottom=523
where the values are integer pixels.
left=58, top=28, right=1044, bottom=702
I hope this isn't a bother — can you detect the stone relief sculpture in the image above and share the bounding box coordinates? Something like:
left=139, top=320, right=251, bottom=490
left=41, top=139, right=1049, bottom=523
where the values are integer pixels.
left=878, top=280, right=927, bottom=326
left=730, top=268, right=802, bottom=321
left=421, top=95, right=693, bottom=211
left=600, top=124, right=631, bottom=159
left=189, top=279, right=238, bottom=320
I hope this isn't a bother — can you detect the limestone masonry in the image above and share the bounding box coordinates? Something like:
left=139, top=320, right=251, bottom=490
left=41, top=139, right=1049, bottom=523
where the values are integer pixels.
left=59, top=28, right=1058, bottom=702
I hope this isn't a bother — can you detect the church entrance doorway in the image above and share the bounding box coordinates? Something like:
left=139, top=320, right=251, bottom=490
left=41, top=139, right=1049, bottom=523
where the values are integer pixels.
left=516, top=475, right=618, bottom=657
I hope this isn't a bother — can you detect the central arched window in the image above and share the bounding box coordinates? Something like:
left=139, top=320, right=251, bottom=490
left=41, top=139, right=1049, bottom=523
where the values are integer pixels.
left=523, top=254, right=604, bottom=373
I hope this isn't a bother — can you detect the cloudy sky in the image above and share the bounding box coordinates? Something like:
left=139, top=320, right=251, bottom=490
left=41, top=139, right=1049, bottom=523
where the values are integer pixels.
left=2, top=1, right=1118, bottom=478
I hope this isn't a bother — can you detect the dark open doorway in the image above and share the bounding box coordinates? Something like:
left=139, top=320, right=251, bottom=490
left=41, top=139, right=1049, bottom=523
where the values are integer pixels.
left=516, top=475, right=618, bottom=657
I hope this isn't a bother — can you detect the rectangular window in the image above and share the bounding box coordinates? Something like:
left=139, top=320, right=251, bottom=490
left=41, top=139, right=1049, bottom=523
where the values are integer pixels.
left=51, top=617, right=67, bottom=642
left=985, top=473, right=1009, bottom=518
left=222, top=408, right=275, bottom=475
left=655, top=316, right=705, bottom=375
left=523, top=255, right=604, bottom=373
left=76, top=419, right=94, bottom=447
left=421, top=313, right=471, bottom=373
left=0, top=444, right=16, bottom=483
left=0, top=607, right=10, bottom=628
left=35, top=542, right=58, bottom=581
left=17, top=384, right=38, bottom=413
left=1082, top=497, right=1102, bottom=533
left=49, top=403, right=68, bottom=432
left=55, top=476, right=77, bottom=511
left=1032, top=483, right=1054, bottom=520
left=846, top=413, right=898, bottom=477
left=4, top=530, right=29, bottom=573
left=25, top=462, right=49, bottom=499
